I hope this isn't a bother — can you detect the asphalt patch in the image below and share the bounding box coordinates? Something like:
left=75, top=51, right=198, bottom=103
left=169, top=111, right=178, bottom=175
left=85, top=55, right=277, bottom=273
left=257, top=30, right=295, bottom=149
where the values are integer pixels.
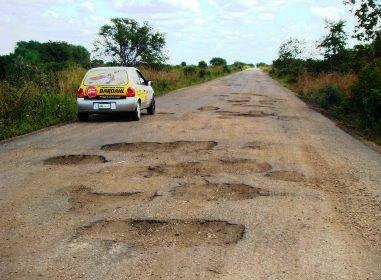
left=75, top=219, right=245, bottom=247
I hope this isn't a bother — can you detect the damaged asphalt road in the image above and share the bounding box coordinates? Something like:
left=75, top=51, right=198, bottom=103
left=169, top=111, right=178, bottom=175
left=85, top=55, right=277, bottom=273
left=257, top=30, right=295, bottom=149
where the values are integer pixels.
left=0, top=69, right=380, bottom=279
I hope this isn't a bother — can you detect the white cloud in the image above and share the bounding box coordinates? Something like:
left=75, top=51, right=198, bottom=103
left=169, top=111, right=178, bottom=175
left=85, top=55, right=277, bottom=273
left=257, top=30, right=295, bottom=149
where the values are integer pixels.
left=310, top=6, right=342, bottom=21
left=80, top=1, right=96, bottom=12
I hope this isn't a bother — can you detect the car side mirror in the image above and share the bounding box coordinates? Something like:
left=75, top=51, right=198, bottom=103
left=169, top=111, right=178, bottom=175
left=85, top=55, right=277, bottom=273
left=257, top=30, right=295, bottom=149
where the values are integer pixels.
left=147, top=81, right=152, bottom=86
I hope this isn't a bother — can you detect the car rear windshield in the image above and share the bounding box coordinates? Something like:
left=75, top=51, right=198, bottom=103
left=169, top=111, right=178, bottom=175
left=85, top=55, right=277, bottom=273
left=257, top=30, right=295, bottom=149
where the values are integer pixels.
left=84, top=69, right=129, bottom=86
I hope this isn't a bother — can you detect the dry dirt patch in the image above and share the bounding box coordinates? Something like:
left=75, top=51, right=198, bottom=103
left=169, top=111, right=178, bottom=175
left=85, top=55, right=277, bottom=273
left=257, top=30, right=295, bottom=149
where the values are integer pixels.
left=171, top=183, right=270, bottom=201
left=265, top=170, right=306, bottom=182
left=101, top=141, right=217, bottom=154
left=44, top=155, right=107, bottom=165
left=75, top=219, right=245, bottom=248
left=66, top=186, right=148, bottom=213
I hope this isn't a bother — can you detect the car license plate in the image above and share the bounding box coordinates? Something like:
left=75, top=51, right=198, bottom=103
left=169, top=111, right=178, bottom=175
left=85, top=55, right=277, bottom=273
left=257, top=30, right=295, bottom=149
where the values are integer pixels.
left=97, top=103, right=111, bottom=109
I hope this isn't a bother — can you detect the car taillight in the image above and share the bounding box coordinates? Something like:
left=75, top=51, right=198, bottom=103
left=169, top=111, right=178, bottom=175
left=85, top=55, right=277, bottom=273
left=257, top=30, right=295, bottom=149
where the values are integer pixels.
left=126, top=87, right=136, bottom=97
left=77, top=88, right=85, bottom=98
left=86, top=86, right=97, bottom=98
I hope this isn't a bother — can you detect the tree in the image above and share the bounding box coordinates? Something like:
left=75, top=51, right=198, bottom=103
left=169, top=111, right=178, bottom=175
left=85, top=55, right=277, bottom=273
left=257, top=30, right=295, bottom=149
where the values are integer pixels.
left=181, top=61, right=187, bottom=67
left=13, top=40, right=90, bottom=67
left=198, top=60, right=207, bottom=68
left=210, top=57, right=227, bottom=67
left=344, top=0, right=381, bottom=42
left=318, top=20, right=348, bottom=59
left=95, top=18, right=167, bottom=66
left=278, top=37, right=305, bottom=60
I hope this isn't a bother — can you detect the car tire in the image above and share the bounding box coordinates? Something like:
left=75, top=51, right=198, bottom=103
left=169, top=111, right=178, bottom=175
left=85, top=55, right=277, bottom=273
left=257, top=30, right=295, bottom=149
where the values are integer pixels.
left=147, top=97, right=155, bottom=115
left=132, top=101, right=141, bottom=121
left=78, top=112, right=89, bottom=122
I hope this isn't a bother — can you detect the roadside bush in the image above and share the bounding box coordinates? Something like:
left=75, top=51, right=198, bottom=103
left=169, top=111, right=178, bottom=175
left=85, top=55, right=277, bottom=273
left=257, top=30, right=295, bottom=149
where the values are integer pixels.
left=350, top=59, right=381, bottom=130
left=199, top=69, right=206, bottom=78
left=183, top=66, right=197, bottom=76
left=223, top=65, right=231, bottom=73
left=198, top=60, right=207, bottom=68
left=313, top=85, right=344, bottom=109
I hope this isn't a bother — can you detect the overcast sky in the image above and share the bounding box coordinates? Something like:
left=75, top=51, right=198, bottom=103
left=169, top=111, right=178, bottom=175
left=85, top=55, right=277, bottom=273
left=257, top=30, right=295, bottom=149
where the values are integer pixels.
left=0, top=0, right=357, bottom=64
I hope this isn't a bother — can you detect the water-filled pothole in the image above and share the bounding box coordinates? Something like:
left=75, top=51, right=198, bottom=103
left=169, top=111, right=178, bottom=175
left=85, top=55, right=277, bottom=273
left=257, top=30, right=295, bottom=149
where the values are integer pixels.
left=44, top=155, right=107, bottom=165
left=101, top=141, right=217, bottom=153
left=265, top=170, right=305, bottom=182
left=171, top=183, right=270, bottom=201
left=75, top=219, right=245, bottom=247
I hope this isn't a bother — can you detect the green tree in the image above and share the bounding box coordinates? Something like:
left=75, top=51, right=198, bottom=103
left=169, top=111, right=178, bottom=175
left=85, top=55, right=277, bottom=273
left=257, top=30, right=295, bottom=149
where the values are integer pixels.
left=278, top=37, right=305, bottom=60
left=318, top=20, right=348, bottom=60
left=344, top=0, right=381, bottom=42
left=198, top=60, right=207, bottom=68
left=95, top=18, right=167, bottom=66
left=181, top=61, right=187, bottom=67
left=210, top=57, right=227, bottom=67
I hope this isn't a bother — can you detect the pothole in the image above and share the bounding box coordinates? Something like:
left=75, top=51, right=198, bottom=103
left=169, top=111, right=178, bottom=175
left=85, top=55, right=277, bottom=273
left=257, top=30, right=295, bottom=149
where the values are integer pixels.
left=227, top=99, right=251, bottom=104
left=265, top=171, right=306, bottom=182
left=101, top=141, right=217, bottom=153
left=75, top=219, right=245, bottom=247
left=171, top=183, right=270, bottom=201
left=243, top=141, right=263, bottom=150
left=137, top=159, right=272, bottom=178
left=66, top=186, right=148, bottom=213
left=198, top=106, right=220, bottom=111
left=217, top=111, right=275, bottom=118
left=44, top=155, right=107, bottom=165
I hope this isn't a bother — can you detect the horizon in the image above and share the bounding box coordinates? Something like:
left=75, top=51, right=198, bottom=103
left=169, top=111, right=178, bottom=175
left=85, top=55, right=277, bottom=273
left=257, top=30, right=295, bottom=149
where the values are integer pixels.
left=1, top=0, right=357, bottom=64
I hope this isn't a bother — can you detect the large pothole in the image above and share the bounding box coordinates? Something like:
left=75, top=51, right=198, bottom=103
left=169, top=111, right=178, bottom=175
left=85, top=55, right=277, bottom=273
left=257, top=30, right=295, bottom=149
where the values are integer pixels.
left=171, top=183, right=270, bottom=201
left=101, top=141, right=217, bottom=153
left=137, top=159, right=272, bottom=178
left=66, top=186, right=148, bottom=213
left=198, top=106, right=220, bottom=111
left=44, top=155, right=107, bottom=165
left=75, top=219, right=245, bottom=247
left=265, top=170, right=305, bottom=182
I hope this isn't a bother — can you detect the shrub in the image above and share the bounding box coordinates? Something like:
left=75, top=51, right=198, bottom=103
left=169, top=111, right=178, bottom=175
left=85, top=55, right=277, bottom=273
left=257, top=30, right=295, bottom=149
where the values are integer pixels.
left=313, top=85, right=344, bottom=109
left=183, top=66, right=197, bottom=76
left=198, top=60, right=207, bottom=68
left=223, top=65, right=231, bottom=73
left=199, top=69, right=206, bottom=78
left=210, top=57, right=227, bottom=67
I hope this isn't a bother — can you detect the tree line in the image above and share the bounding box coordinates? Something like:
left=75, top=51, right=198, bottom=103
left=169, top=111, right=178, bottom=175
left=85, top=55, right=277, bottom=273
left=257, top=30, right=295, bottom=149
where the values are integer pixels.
left=270, top=0, right=380, bottom=140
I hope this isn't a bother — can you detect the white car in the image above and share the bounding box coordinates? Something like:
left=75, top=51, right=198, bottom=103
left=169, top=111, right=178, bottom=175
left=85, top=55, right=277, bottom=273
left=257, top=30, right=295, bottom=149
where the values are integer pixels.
left=76, top=67, right=155, bottom=121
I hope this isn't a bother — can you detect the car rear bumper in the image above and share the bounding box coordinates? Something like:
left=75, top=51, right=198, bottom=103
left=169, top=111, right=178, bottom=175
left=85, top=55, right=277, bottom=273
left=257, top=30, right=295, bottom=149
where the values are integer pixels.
left=77, top=98, right=137, bottom=113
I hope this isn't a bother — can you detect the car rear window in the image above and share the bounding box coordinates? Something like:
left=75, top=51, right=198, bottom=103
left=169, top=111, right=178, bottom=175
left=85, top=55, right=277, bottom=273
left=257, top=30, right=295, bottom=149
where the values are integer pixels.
left=84, top=69, right=128, bottom=85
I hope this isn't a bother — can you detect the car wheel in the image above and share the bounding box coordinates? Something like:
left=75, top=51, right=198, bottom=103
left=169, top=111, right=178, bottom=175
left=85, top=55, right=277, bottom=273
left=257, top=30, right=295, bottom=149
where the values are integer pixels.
left=132, top=101, right=141, bottom=121
left=147, top=97, right=155, bottom=115
left=78, top=112, right=89, bottom=122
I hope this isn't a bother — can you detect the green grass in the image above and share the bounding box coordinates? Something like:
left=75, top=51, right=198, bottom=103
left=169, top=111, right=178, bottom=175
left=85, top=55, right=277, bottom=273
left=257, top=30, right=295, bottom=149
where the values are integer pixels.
left=266, top=70, right=381, bottom=146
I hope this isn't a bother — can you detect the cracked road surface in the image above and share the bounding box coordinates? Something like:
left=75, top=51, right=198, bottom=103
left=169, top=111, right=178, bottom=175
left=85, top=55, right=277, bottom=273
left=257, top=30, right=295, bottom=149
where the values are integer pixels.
left=0, top=69, right=380, bottom=279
